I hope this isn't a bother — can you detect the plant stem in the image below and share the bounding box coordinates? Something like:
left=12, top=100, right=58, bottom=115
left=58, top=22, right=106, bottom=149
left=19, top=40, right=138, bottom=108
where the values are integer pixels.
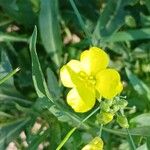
left=69, top=0, right=91, bottom=38
left=0, top=68, right=20, bottom=85
left=56, top=107, right=100, bottom=150
left=126, top=128, right=136, bottom=150
left=99, top=124, right=103, bottom=137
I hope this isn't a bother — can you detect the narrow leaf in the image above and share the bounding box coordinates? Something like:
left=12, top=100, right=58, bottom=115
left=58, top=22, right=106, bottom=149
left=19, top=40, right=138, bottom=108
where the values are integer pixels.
left=39, top=0, right=62, bottom=67
left=29, top=26, right=53, bottom=101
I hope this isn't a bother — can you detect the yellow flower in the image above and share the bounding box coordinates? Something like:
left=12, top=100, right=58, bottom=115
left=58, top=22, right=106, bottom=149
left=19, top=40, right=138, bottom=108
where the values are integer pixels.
left=82, top=137, right=104, bottom=150
left=60, top=47, right=123, bottom=113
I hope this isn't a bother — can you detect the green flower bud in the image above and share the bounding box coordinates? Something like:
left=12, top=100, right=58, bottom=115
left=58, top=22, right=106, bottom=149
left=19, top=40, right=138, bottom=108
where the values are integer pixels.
left=116, top=99, right=128, bottom=109
left=97, top=112, right=114, bottom=125
left=100, top=101, right=110, bottom=112
left=112, top=105, right=120, bottom=113
left=117, top=115, right=129, bottom=128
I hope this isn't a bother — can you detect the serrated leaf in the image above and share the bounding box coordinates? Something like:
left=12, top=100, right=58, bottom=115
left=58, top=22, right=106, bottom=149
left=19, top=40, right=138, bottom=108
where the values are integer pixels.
left=39, top=0, right=62, bottom=67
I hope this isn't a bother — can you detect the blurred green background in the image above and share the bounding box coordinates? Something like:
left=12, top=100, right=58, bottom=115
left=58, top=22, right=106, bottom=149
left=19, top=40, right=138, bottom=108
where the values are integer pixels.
left=0, top=0, right=150, bottom=149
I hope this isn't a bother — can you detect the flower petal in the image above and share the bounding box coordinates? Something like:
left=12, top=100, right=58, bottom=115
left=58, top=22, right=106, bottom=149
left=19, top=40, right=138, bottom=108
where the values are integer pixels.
left=96, top=69, right=123, bottom=99
left=80, top=47, right=109, bottom=76
left=82, top=137, right=103, bottom=150
left=67, top=85, right=95, bottom=113
left=60, top=60, right=81, bottom=87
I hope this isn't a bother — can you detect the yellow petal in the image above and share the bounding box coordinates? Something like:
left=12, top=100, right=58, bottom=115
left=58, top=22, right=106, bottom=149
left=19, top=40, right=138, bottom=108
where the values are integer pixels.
left=80, top=47, right=109, bottom=76
left=82, top=137, right=104, bottom=150
left=96, top=69, right=123, bottom=99
left=60, top=60, right=81, bottom=87
left=67, top=86, right=95, bottom=113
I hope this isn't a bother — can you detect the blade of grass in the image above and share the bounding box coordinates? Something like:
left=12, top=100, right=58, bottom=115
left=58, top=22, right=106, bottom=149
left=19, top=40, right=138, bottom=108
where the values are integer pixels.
left=126, top=128, right=136, bottom=150
left=0, top=34, right=28, bottom=42
left=0, top=67, right=20, bottom=85
left=56, top=107, right=100, bottom=150
left=69, top=0, right=91, bottom=39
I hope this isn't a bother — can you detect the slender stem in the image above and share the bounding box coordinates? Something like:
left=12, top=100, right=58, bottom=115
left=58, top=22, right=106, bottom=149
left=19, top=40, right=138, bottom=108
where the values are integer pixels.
left=126, top=128, right=136, bottom=150
left=0, top=68, right=20, bottom=85
left=69, top=0, right=91, bottom=38
left=99, top=124, right=103, bottom=137
left=0, top=34, right=28, bottom=42
left=78, top=107, right=100, bottom=127
left=56, top=107, right=100, bottom=150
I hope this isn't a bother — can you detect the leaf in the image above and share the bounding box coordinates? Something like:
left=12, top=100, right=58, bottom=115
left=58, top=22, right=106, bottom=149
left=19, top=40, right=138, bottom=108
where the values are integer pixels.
left=0, top=51, right=13, bottom=85
left=145, top=0, right=150, bottom=13
left=47, top=68, right=61, bottom=99
left=39, top=0, right=62, bottom=67
left=0, top=0, right=36, bottom=28
left=56, top=127, right=77, bottom=150
left=103, top=126, right=150, bottom=137
left=125, top=68, right=150, bottom=100
left=136, top=144, right=148, bottom=150
left=0, top=118, right=31, bottom=149
left=0, top=68, right=20, bottom=85
left=130, top=113, right=150, bottom=127
left=27, top=129, right=50, bottom=150
left=101, top=28, right=150, bottom=42
left=0, top=84, right=32, bottom=107
left=29, top=26, right=53, bottom=101
left=93, top=0, right=138, bottom=38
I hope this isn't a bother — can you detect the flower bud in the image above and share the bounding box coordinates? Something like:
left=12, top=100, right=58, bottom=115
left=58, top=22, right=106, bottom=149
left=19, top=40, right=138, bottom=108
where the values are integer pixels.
left=111, top=105, right=120, bottom=113
left=82, top=137, right=103, bottom=150
left=117, top=115, right=129, bottom=128
left=100, top=101, right=110, bottom=112
left=97, top=112, right=114, bottom=125
left=116, top=99, right=128, bottom=109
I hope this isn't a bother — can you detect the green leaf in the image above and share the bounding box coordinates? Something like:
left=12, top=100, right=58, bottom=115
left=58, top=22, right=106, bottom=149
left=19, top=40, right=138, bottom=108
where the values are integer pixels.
left=93, top=0, right=138, bottom=39
left=0, top=68, right=20, bottom=85
left=47, top=68, right=61, bottom=99
left=0, top=0, right=36, bottom=28
left=27, top=129, right=50, bottom=150
left=0, top=51, right=13, bottom=85
left=39, top=0, right=62, bottom=67
left=103, top=126, right=150, bottom=137
left=29, top=26, right=53, bottom=101
left=101, top=28, right=150, bottom=42
left=136, top=144, right=148, bottom=150
left=130, top=113, right=150, bottom=127
left=0, top=118, right=31, bottom=149
left=56, top=127, right=77, bottom=150
left=125, top=68, right=150, bottom=100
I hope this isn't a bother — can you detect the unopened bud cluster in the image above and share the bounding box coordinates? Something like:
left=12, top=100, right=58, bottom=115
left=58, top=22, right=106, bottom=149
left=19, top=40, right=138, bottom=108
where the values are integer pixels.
left=97, top=97, right=129, bottom=128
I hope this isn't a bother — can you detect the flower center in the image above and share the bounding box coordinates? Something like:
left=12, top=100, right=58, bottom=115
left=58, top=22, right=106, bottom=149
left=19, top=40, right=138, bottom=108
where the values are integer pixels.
left=79, top=71, right=96, bottom=85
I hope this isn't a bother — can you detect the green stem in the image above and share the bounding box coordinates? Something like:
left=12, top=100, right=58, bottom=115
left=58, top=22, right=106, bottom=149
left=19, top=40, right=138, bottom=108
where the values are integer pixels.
left=56, top=107, right=100, bottom=150
left=0, top=34, right=28, bottom=42
left=69, top=0, right=91, bottom=38
left=99, top=124, right=103, bottom=137
left=0, top=68, right=20, bottom=85
left=126, top=128, right=136, bottom=150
